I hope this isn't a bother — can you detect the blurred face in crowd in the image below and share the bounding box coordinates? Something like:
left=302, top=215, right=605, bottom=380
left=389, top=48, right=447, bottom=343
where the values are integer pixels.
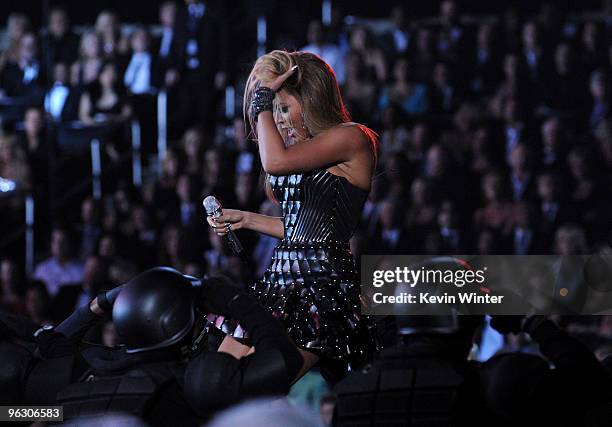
left=477, top=230, right=494, bottom=254
left=522, top=21, right=539, bottom=50
left=349, top=27, right=367, bottom=51
left=410, top=178, right=429, bottom=205
left=0, top=137, right=15, bottom=163
left=19, top=33, right=37, bottom=63
left=503, top=54, right=519, bottom=79
left=164, top=227, right=180, bottom=257
left=391, top=6, right=405, bottom=29
left=83, top=256, right=105, bottom=291
left=53, top=62, right=69, bottom=84
left=7, top=14, right=29, bottom=42
left=555, top=43, right=572, bottom=73
left=345, top=53, right=363, bottom=80
left=568, top=150, right=588, bottom=179
left=416, top=28, right=433, bottom=54
left=1, top=259, right=16, bottom=287
left=503, top=98, right=518, bottom=123
left=412, top=123, right=428, bottom=150
left=582, top=22, right=599, bottom=50
left=393, top=58, right=409, bottom=83
left=98, top=235, right=117, bottom=259
left=233, top=118, right=247, bottom=148
left=205, top=148, right=222, bottom=175
left=472, top=127, right=489, bottom=152
left=512, top=202, right=531, bottom=227
left=433, top=63, right=450, bottom=87
left=81, top=32, right=101, bottom=59
left=437, top=201, right=455, bottom=228
left=81, top=197, right=98, bottom=223
left=99, top=63, right=118, bottom=89
left=49, top=9, right=69, bottom=38
left=274, top=90, right=308, bottom=144
left=509, top=145, right=528, bottom=171
left=184, top=263, right=203, bottom=278
left=24, top=108, right=43, bottom=137
left=379, top=199, right=400, bottom=229
left=25, top=286, right=48, bottom=318
left=440, top=1, right=457, bottom=23
left=426, top=145, right=446, bottom=177
left=176, top=174, right=192, bottom=202
left=590, top=71, right=607, bottom=100
left=537, top=174, right=556, bottom=201
left=235, top=172, right=253, bottom=198
left=130, top=28, right=149, bottom=53
left=555, top=227, right=585, bottom=255
left=160, top=2, right=176, bottom=28
left=51, top=230, right=70, bottom=261
left=132, top=205, right=150, bottom=231
left=542, top=118, right=560, bottom=148
left=183, top=128, right=202, bottom=158
left=95, top=11, right=118, bottom=38
left=162, top=150, right=180, bottom=178
left=477, top=23, right=493, bottom=49
left=114, top=189, right=131, bottom=214
left=320, top=401, right=335, bottom=426
left=307, top=21, right=324, bottom=46
left=208, top=227, right=222, bottom=251
left=482, top=172, right=502, bottom=202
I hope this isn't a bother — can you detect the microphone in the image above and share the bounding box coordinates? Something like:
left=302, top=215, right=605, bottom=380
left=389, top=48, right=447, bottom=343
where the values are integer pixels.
left=203, top=195, right=248, bottom=263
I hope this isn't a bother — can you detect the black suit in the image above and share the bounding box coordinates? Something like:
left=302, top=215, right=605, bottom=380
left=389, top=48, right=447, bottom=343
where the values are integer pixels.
left=0, top=61, right=44, bottom=101
left=40, top=32, right=80, bottom=68
left=168, top=1, right=229, bottom=133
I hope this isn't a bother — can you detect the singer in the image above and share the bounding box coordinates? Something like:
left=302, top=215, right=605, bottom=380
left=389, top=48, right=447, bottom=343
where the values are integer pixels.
left=207, top=50, right=378, bottom=381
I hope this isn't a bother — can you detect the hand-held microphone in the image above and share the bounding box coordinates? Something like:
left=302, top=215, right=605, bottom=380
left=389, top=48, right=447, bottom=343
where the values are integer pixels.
left=203, top=196, right=248, bottom=263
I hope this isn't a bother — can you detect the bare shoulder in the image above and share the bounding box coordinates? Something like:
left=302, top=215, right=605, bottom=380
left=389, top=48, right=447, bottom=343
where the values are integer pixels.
left=324, top=122, right=376, bottom=153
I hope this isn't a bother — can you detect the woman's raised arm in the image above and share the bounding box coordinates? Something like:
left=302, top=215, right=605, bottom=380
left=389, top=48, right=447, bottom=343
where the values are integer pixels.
left=256, top=112, right=369, bottom=176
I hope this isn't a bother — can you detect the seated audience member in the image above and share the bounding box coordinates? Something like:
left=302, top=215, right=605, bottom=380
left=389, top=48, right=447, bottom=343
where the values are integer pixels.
left=52, top=255, right=107, bottom=322
left=0, top=258, right=26, bottom=314
left=41, top=7, right=80, bottom=67
left=33, top=227, right=84, bottom=297
left=24, top=280, right=53, bottom=326
left=0, top=32, right=44, bottom=102
left=45, top=62, right=79, bottom=122
left=70, top=31, right=103, bottom=87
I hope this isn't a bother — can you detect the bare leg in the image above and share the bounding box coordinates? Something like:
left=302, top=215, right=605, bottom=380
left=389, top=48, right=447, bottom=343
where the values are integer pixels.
left=218, top=335, right=252, bottom=358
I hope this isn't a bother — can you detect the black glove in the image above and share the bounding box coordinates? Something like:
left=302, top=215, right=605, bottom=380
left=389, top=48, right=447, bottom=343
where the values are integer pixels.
left=199, top=274, right=247, bottom=316
left=0, top=311, right=40, bottom=341
left=95, top=284, right=125, bottom=313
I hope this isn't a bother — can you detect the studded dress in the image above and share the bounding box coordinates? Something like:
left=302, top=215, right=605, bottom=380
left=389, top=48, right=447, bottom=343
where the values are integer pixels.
left=212, top=167, right=376, bottom=372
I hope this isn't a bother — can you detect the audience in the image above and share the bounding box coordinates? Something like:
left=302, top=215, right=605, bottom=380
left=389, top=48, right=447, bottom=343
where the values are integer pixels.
left=0, top=3, right=610, bottom=423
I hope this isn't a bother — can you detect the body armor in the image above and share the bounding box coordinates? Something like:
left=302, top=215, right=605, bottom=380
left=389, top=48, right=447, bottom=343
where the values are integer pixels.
left=335, top=345, right=472, bottom=426
left=57, top=361, right=185, bottom=420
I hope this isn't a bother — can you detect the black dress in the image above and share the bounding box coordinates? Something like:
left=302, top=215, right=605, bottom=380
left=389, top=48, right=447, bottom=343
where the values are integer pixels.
left=212, top=167, right=377, bottom=373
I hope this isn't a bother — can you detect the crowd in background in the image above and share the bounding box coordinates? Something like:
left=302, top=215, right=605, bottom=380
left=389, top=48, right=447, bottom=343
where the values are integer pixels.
left=1, top=0, right=612, bottom=423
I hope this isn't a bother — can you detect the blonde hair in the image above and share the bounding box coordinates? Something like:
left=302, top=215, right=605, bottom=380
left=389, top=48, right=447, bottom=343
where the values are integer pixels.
left=244, top=50, right=351, bottom=140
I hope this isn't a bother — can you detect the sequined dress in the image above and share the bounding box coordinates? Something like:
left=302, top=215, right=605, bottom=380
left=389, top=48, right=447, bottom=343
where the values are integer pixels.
left=213, top=167, right=375, bottom=370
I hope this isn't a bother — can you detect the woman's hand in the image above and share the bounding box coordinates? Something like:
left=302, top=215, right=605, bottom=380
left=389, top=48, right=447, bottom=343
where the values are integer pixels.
left=262, top=65, right=298, bottom=92
left=207, top=209, right=249, bottom=236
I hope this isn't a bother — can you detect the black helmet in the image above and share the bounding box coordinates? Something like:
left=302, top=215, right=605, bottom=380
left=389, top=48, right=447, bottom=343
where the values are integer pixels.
left=113, top=267, right=196, bottom=353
